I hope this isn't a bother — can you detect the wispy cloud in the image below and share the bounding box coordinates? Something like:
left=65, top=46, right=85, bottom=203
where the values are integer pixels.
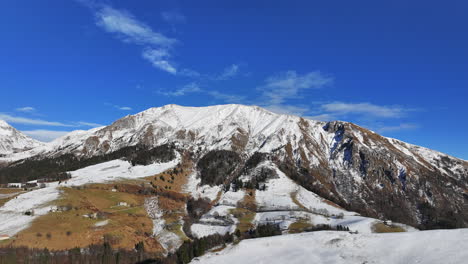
left=105, top=103, right=133, bottom=111
left=213, top=64, right=240, bottom=80
left=0, top=113, right=74, bottom=127
left=259, top=71, right=332, bottom=105
left=253, top=71, right=333, bottom=116
left=90, top=4, right=178, bottom=74
left=179, top=68, right=201, bottom=78
left=161, top=11, right=186, bottom=24
left=158, top=83, right=202, bottom=96
left=22, top=130, right=70, bottom=142
left=1, top=113, right=104, bottom=128
left=117, top=106, right=132, bottom=111
left=305, top=113, right=337, bottom=122
left=319, top=102, right=406, bottom=118
left=142, top=48, right=176, bottom=74
left=208, top=91, right=246, bottom=104
left=16, top=106, right=36, bottom=113
left=265, top=105, right=310, bottom=116
left=377, top=123, right=419, bottom=133
left=75, top=121, right=104, bottom=127
left=95, top=6, right=175, bottom=46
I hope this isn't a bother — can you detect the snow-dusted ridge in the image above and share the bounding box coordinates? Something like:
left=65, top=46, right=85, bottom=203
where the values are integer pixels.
left=1, top=104, right=466, bottom=164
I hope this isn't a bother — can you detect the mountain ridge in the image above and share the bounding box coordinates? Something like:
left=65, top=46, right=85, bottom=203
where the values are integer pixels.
left=0, top=104, right=467, bottom=229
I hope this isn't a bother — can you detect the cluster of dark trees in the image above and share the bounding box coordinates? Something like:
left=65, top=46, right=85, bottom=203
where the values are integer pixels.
left=336, top=225, right=350, bottom=231
left=197, top=150, right=241, bottom=186
left=38, top=172, right=72, bottom=183
left=171, top=233, right=234, bottom=264
left=237, top=223, right=282, bottom=239
left=417, top=202, right=463, bottom=230
left=0, top=144, right=176, bottom=184
left=0, top=233, right=235, bottom=264
left=186, top=198, right=211, bottom=219
left=0, top=241, right=150, bottom=264
left=229, top=167, right=272, bottom=192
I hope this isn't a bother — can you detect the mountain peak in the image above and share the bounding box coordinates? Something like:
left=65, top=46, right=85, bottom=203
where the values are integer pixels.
left=0, top=120, right=43, bottom=154
left=0, top=119, right=10, bottom=128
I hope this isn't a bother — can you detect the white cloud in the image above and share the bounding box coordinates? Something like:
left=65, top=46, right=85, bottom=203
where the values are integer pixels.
left=179, top=68, right=201, bottom=78
left=161, top=11, right=186, bottom=24
left=305, top=113, right=337, bottom=122
left=0, top=114, right=74, bottom=127
left=208, top=91, right=246, bottom=104
left=142, top=48, right=177, bottom=74
left=214, top=64, right=240, bottom=80
left=159, top=83, right=202, bottom=96
left=105, top=103, right=133, bottom=111
left=377, top=123, right=419, bottom=133
left=16, top=106, right=36, bottom=113
left=96, top=6, right=175, bottom=46
left=22, top=130, right=70, bottom=142
left=259, top=71, right=332, bottom=105
left=320, top=102, right=405, bottom=118
left=118, top=106, right=132, bottom=111
left=91, top=5, right=179, bottom=74
left=76, top=121, right=104, bottom=127
left=265, top=105, right=310, bottom=116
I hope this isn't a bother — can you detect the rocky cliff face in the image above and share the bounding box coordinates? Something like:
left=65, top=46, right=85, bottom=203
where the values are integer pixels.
left=1, top=104, right=467, bottom=228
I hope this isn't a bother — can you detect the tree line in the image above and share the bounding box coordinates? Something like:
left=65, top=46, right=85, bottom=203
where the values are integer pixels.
left=0, top=144, right=176, bottom=184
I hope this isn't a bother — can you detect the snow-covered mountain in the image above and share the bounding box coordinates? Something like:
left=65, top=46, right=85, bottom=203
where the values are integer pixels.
left=0, top=120, right=43, bottom=155
left=1, top=104, right=467, bottom=228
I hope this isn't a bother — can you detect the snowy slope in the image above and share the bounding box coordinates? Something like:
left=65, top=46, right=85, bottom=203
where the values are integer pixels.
left=0, top=157, right=179, bottom=236
left=193, top=229, right=468, bottom=264
left=0, top=120, right=43, bottom=155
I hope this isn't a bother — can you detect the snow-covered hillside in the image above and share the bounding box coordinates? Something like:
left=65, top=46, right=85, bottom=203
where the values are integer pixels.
left=1, top=104, right=467, bottom=229
left=0, top=120, right=43, bottom=155
left=0, top=157, right=180, bottom=236
left=192, top=229, right=468, bottom=264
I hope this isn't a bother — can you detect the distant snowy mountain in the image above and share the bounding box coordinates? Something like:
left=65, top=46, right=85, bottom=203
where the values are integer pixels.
left=0, top=120, right=43, bottom=155
left=1, top=104, right=467, bottom=228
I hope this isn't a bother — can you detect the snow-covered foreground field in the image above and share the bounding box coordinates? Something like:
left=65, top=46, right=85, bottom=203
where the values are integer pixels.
left=192, top=229, right=468, bottom=264
left=0, top=158, right=179, bottom=236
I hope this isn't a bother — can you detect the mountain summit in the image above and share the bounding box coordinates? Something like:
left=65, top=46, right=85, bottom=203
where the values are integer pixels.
left=1, top=104, right=467, bottom=229
left=0, top=120, right=43, bottom=155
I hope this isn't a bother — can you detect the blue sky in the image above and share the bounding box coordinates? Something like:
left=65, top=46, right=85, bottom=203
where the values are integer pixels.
left=0, top=0, right=467, bottom=159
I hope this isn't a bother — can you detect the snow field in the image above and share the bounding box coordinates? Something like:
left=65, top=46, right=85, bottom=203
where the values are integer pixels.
left=193, top=229, right=468, bottom=264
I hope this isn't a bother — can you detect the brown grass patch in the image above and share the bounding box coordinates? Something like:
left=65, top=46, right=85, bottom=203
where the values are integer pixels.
left=146, top=155, right=192, bottom=193
left=8, top=186, right=163, bottom=252
left=0, top=188, right=23, bottom=194
left=322, top=199, right=345, bottom=209
left=230, top=207, right=255, bottom=233
left=288, top=219, right=314, bottom=234
left=237, top=189, right=257, bottom=211
left=230, top=189, right=257, bottom=233
left=371, top=222, right=406, bottom=233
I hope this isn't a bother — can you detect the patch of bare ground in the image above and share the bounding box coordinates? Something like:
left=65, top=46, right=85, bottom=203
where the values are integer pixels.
left=6, top=185, right=164, bottom=253
left=372, top=222, right=406, bottom=233
left=231, top=189, right=257, bottom=233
